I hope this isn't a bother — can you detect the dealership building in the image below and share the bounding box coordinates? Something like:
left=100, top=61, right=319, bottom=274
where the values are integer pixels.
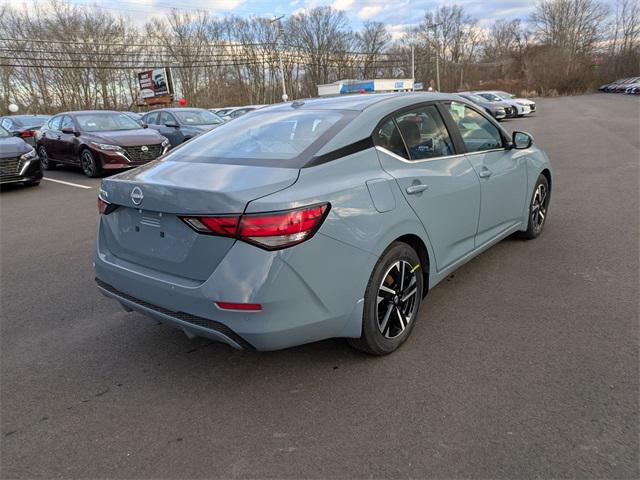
left=317, top=78, right=416, bottom=96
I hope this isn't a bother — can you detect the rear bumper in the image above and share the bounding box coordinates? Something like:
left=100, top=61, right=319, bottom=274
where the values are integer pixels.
left=96, top=279, right=254, bottom=349
left=94, top=225, right=374, bottom=351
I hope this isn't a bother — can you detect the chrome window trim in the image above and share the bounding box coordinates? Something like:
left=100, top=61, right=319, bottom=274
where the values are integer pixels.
left=375, top=145, right=507, bottom=164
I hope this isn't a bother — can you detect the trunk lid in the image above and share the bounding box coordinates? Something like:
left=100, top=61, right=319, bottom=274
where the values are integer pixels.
left=99, top=160, right=299, bottom=281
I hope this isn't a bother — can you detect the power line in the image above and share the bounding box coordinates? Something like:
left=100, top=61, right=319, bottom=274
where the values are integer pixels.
left=0, top=39, right=397, bottom=57
left=0, top=55, right=408, bottom=69
left=0, top=37, right=276, bottom=48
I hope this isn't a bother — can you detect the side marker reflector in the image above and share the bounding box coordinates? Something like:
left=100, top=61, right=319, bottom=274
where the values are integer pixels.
left=215, top=302, right=262, bottom=312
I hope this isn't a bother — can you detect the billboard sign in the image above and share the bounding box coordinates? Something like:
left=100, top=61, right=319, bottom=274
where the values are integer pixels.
left=137, top=68, right=173, bottom=101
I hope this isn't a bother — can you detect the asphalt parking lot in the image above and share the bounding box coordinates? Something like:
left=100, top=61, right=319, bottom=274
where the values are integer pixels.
left=1, top=94, right=638, bottom=479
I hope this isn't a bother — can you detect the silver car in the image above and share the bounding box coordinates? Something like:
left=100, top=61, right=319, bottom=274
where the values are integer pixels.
left=95, top=93, right=552, bottom=355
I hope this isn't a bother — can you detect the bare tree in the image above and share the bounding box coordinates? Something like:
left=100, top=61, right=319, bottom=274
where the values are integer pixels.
left=530, top=0, right=609, bottom=75
left=286, top=7, right=354, bottom=96
left=355, top=21, right=391, bottom=78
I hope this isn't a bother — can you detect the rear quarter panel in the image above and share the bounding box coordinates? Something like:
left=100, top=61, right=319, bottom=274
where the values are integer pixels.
left=245, top=149, right=435, bottom=338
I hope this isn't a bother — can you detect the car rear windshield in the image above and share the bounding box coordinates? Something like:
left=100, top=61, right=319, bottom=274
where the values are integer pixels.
left=76, top=113, right=141, bottom=132
left=13, top=115, right=50, bottom=128
left=173, top=109, right=223, bottom=126
left=167, top=109, right=352, bottom=168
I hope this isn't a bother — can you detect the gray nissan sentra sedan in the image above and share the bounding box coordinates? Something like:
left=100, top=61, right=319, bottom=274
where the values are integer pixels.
left=95, top=93, right=552, bottom=355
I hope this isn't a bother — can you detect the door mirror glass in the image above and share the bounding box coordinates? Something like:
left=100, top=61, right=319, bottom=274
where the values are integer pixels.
left=512, top=131, right=533, bottom=149
left=61, top=127, right=76, bottom=135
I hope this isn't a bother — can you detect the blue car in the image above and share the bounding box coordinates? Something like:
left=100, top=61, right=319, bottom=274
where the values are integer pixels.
left=95, top=93, right=552, bottom=355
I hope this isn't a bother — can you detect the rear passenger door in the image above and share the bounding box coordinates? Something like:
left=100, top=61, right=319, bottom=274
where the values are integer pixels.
left=443, top=101, right=527, bottom=245
left=374, top=103, right=481, bottom=271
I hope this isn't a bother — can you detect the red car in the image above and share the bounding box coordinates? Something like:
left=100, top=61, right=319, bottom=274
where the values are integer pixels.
left=37, top=111, right=170, bottom=177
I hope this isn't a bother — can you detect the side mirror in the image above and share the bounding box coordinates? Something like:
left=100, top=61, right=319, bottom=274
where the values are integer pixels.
left=141, top=122, right=148, bottom=128
left=165, top=122, right=179, bottom=128
left=61, top=127, right=77, bottom=135
left=512, top=131, right=533, bottom=149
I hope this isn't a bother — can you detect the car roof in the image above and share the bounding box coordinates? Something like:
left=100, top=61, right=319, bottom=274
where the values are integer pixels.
left=264, top=92, right=454, bottom=113
left=56, top=110, right=123, bottom=116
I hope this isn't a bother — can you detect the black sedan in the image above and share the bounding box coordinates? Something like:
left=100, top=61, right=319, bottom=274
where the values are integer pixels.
left=457, top=93, right=516, bottom=120
left=0, top=114, right=50, bottom=146
left=0, top=126, right=42, bottom=187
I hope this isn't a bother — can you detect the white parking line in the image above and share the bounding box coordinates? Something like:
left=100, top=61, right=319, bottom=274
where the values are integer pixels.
left=43, top=177, right=93, bottom=189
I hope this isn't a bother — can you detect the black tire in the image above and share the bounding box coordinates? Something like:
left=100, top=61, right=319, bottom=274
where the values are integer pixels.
left=38, top=146, right=55, bottom=170
left=80, top=149, right=102, bottom=178
left=518, top=174, right=550, bottom=239
left=349, top=242, right=424, bottom=355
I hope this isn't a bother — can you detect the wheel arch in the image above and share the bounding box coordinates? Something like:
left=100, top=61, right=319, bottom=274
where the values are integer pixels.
left=541, top=168, right=552, bottom=192
left=391, top=233, right=431, bottom=297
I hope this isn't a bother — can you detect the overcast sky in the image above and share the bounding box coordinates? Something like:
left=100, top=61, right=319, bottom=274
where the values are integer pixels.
left=39, top=0, right=617, bottom=38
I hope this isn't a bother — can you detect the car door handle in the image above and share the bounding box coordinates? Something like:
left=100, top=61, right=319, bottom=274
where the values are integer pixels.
left=406, top=184, right=429, bottom=194
left=479, top=167, right=492, bottom=178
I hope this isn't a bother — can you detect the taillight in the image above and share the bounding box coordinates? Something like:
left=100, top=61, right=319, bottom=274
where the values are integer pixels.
left=97, top=195, right=117, bottom=215
left=20, top=130, right=35, bottom=138
left=181, top=203, right=330, bottom=250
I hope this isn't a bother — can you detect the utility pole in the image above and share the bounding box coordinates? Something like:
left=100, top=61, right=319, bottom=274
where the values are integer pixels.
left=270, top=15, right=288, bottom=102
left=426, top=23, right=441, bottom=92
left=411, top=44, right=415, bottom=90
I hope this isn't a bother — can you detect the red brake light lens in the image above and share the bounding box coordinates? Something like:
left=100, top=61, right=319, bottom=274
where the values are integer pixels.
left=239, top=204, right=328, bottom=249
left=215, top=302, right=262, bottom=312
left=20, top=130, right=35, bottom=138
left=180, top=203, right=329, bottom=250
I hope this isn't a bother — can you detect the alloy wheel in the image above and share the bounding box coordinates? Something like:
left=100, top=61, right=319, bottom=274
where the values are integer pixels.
left=39, top=147, right=49, bottom=169
left=376, top=260, right=419, bottom=339
left=530, top=183, right=548, bottom=233
left=81, top=151, right=95, bottom=177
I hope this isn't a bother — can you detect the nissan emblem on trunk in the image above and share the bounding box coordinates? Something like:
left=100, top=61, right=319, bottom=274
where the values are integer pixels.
left=141, top=145, right=148, bottom=152
left=131, top=186, right=144, bottom=205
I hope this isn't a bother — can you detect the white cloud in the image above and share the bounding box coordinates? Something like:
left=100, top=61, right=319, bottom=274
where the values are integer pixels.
left=358, top=5, right=381, bottom=20
left=194, top=0, right=246, bottom=9
left=386, top=22, right=415, bottom=40
left=331, top=0, right=354, bottom=11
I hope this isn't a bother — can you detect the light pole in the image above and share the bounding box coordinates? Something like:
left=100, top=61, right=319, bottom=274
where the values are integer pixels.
left=411, top=43, right=415, bottom=90
left=426, top=23, right=441, bottom=92
left=271, top=15, right=288, bottom=102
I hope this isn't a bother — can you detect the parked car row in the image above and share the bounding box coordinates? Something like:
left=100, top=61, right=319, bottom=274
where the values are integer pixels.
left=1, top=89, right=533, bottom=186
left=456, top=90, right=536, bottom=120
left=599, top=77, right=640, bottom=94
left=0, top=104, right=262, bottom=182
